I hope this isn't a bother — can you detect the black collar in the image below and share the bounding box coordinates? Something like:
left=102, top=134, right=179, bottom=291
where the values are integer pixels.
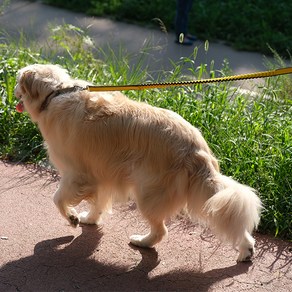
left=39, top=86, right=86, bottom=112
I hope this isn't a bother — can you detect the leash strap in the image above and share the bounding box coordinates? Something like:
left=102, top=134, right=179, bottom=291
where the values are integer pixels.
left=87, top=67, right=292, bottom=92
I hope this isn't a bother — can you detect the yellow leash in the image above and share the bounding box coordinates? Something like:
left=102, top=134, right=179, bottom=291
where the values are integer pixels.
left=87, top=67, right=292, bottom=92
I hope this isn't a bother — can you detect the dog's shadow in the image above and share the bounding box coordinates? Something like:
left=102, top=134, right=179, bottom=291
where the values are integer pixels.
left=1, top=226, right=252, bottom=291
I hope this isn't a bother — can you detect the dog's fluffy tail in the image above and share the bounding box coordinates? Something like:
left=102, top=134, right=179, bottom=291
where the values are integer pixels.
left=186, top=150, right=262, bottom=247
left=201, top=175, right=262, bottom=247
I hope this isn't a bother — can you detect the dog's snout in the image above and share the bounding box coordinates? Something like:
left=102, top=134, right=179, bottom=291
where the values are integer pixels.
left=14, top=84, right=22, bottom=99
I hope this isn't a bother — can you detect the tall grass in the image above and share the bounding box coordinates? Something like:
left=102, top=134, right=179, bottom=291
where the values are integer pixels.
left=0, top=25, right=291, bottom=239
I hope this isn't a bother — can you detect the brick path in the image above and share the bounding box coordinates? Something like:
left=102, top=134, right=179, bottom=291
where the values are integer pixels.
left=0, top=162, right=291, bottom=291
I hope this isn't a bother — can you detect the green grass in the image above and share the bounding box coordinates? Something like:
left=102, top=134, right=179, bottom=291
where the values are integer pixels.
left=42, top=0, right=292, bottom=58
left=0, top=24, right=291, bottom=239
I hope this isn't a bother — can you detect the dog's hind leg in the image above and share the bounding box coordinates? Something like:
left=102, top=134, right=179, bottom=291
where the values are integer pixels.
left=130, top=218, right=168, bottom=248
left=130, top=172, right=187, bottom=248
left=129, top=189, right=170, bottom=248
left=237, top=230, right=256, bottom=262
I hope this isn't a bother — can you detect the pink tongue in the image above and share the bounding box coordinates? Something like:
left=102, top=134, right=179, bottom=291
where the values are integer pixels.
left=16, top=102, right=24, bottom=113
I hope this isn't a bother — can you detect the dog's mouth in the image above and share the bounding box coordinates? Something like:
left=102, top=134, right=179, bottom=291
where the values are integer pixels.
left=16, top=100, right=24, bottom=113
left=15, top=84, right=25, bottom=113
left=15, top=93, right=24, bottom=113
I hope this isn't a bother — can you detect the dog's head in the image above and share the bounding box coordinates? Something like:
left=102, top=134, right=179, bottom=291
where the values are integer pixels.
left=14, top=64, right=72, bottom=121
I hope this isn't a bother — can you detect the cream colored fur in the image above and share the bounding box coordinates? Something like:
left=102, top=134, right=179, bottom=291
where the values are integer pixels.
left=15, top=64, right=262, bottom=262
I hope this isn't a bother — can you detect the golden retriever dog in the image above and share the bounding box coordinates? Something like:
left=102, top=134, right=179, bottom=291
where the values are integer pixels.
left=15, top=64, right=262, bottom=262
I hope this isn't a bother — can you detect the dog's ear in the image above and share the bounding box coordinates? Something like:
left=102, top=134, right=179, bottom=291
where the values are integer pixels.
left=19, top=70, right=38, bottom=99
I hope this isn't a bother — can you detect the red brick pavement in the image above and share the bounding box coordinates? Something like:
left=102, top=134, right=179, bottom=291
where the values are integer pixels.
left=0, top=162, right=291, bottom=291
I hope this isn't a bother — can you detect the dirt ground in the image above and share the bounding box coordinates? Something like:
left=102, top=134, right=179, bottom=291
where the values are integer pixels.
left=0, top=161, right=291, bottom=291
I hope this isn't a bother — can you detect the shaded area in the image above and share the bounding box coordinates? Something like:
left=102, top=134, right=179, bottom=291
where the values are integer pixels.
left=1, top=226, right=253, bottom=291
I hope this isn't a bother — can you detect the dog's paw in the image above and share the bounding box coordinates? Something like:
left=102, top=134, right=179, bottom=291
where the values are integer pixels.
left=130, top=234, right=157, bottom=248
left=130, top=234, right=151, bottom=248
left=237, top=247, right=254, bottom=262
left=69, top=215, right=80, bottom=227
left=79, top=211, right=100, bottom=225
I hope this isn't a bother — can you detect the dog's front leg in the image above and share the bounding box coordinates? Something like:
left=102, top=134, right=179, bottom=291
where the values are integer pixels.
left=53, top=178, right=82, bottom=227
left=78, top=185, right=112, bottom=225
